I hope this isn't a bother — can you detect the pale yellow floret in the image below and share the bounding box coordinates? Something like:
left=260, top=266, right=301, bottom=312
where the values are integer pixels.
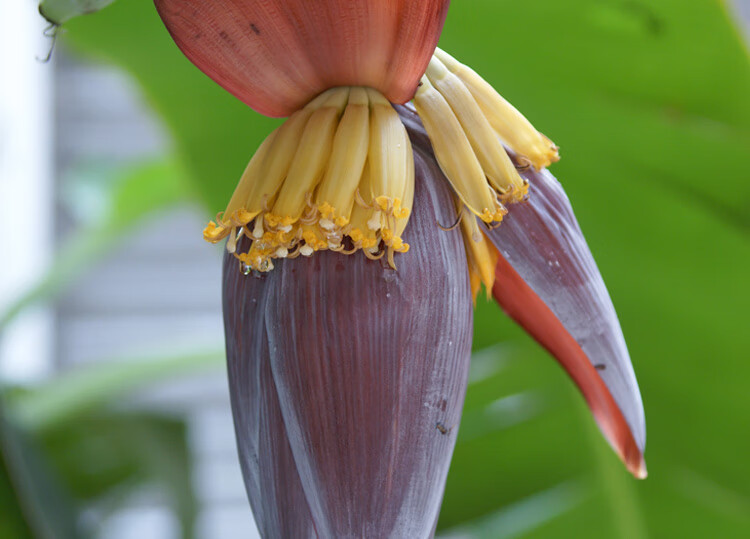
left=394, top=144, right=415, bottom=239
left=367, top=89, right=413, bottom=205
left=460, top=207, right=499, bottom=302
left=348, top=166, right=380, bottom=250
left=270, top=89, right=348, bottom=221
left=434, top=47, right=559, bottom=171
left=203, top=221, right=225, bottom=242
left=367, top=88, right=414, bottom=243
left=242, top=106, right=315, bottom=214
left=221, top=129, right=278, bottom=227
left=317, top=201, right=336, bottom=221
left=203, top=86, right=413, bottom=273
left=413, top=75, right=504, bottom=224
left=425, top=55, right=527, bottom=203
left=314, top=87, right=370, bottom=227
left=301, top=226, right=328, bottom=251
left=205, top=104, right=315, bottom=248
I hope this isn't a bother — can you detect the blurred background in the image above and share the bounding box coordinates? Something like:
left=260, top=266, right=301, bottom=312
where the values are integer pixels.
left=0, top=0, right=748, bottom=538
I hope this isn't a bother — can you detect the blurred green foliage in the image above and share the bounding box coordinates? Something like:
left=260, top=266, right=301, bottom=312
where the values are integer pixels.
left=1, top=349, right=222, bottom=538
left=0, top=159, right=186, bottom=330
left=0, top=402, right=79, bottom=538
left=9, top=0, right=749, bottom=537
left=442, top=2, right=750, bottom=536
left=40, top=412, right=197, bottom=537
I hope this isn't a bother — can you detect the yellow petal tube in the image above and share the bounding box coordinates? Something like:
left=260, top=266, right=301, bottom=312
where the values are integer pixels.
left=314, top=87, right=370, bottom=237
left=412, top=48, right=560, bottom=291
left=366, top=89, right=414, bottom=262
left=425, top=56, right=528, bottom=203
left=202, top=129, right=278, bottom=246
left=270, top=89, right=349, bottom=224
left=459, top=207, right=499, bottom=302
left=203, top=86, right=415, bottom=272
left=433, top=48, right=559, bottom=171
left=413, top=75, right=506, bottom=224
left=347, top=166, right=380, bottom=253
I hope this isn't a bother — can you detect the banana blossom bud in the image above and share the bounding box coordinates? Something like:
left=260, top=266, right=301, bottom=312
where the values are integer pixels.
left=154, top=0, right=646, bottom=536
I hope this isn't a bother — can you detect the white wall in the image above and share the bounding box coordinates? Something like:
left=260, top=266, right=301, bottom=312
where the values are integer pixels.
left=0, top=0, right=55, bottom=382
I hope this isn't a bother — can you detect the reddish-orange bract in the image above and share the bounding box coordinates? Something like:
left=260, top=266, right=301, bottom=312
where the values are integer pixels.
left=155, top=0, right=450, bottom=117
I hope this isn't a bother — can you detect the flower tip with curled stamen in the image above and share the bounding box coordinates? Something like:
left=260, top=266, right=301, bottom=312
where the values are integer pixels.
left=154, top=0, right=450, bottom=117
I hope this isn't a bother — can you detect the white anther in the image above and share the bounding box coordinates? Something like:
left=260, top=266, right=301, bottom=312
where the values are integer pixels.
left=300, top=245, right=314, bottom=257
left=252, top=218, right=264, bottom=239
left=275, top=247, right=289, bottom=258
left=367, top=211, right=382, bottom=231
left=319, top=218, right=335, bottom=230
left=226, top=227, right=239, bottom=253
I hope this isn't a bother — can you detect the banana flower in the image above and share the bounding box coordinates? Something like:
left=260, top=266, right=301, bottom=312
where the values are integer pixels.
left=155, top=0, right=646, bottom=536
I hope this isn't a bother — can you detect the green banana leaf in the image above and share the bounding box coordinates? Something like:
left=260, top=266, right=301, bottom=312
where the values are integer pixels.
left=2, top=347, right=222, bottom=539
left=38, top=411, right=197, bottom=539
left=0, top=400, right=80, bottom=539
left=1, top=405, right=198, bottom=539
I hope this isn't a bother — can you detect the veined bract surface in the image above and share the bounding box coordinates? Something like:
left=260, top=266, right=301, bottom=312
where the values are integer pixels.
left=224, top=141, right=473, bottom=537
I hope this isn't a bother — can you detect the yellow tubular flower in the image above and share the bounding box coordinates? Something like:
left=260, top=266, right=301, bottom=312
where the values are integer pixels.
left=203, top=84, right=416, bottom=273
left=200, top=44, right=560, bottom=280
